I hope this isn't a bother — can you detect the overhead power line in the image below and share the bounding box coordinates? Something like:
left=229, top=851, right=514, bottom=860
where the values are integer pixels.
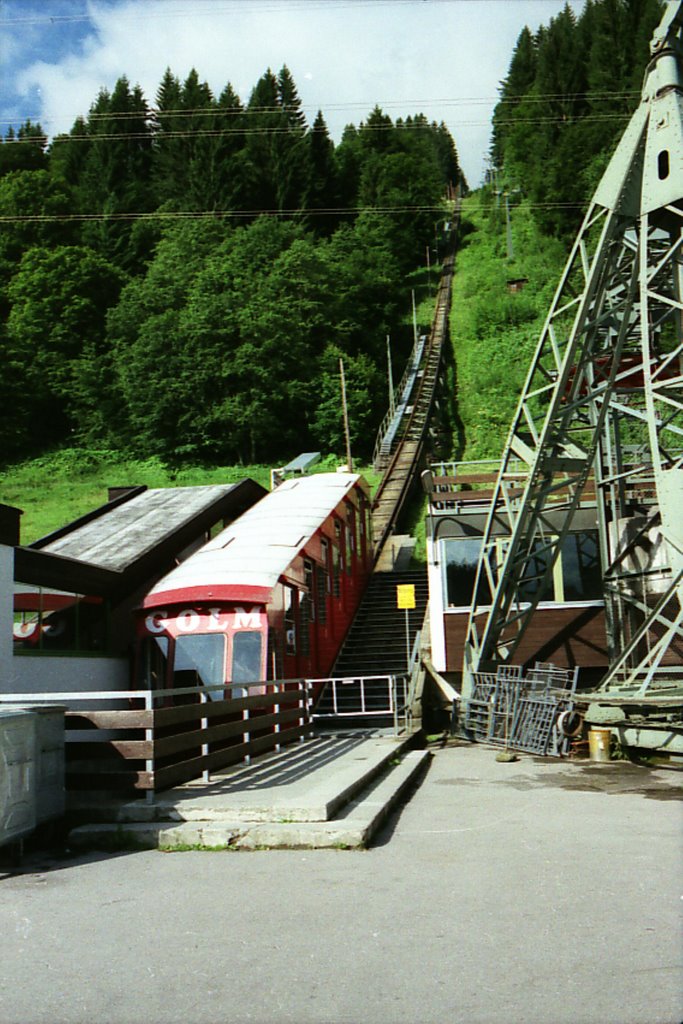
left=0, top=200, right=592, bottom=226
left=1, top=89, right=641, bottom=130
left=0, top=0, right=585, bottom=26
left=2, top=111, right=633, bottom=146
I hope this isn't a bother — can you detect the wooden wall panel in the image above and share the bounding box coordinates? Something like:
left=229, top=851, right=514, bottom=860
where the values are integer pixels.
left=444, top=605, right=609, bottom=672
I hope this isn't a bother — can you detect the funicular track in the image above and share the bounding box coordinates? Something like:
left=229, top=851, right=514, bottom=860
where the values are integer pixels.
left=317, top=239, right=456, bottom=728
left=371, top=252, right=454, bottom=558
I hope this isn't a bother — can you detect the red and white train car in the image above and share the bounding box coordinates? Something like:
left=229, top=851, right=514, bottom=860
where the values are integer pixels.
left=134, top=473, right=373, bottom=700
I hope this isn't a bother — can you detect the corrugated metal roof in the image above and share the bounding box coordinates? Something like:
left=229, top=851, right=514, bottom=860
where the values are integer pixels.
left=40, top=485, right=240, bottom=572
left=147, top=474, right=363, bottom=599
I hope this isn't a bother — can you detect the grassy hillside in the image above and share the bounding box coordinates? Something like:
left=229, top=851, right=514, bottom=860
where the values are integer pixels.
left=1, top=448, right=379, bottom=545
left=450, top=193, right=567, bottom=460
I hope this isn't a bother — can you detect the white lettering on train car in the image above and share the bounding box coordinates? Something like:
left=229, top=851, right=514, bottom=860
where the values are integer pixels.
left=176, top=609, right=200, bottom=633
left=233, top=607, right=262, bottom=629
left=145, top=611, right=168, bottom=634
left=143, top=607, right=262, bottom=634
left=206, top=607, right=226, bottom=630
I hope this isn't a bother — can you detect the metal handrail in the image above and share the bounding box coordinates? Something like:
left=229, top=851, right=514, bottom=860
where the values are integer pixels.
left=372, top=334, right=428, bottom=469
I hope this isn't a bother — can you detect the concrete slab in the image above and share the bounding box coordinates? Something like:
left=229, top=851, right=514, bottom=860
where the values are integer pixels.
left=68, top=748, right=431, bottom=850
left=114, top=733, right=414, bottom=824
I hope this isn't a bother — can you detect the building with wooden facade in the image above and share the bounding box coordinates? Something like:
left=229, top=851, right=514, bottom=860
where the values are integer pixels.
left=424, top=461, right=609, bottom=687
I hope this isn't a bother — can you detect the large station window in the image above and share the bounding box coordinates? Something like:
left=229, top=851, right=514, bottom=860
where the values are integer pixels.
left=518, top=539, right=554, bottom=601
left=13, top=588, right=109, bottom=655
left=442, top=530, right=603, bottom=609
left=443, top=538, right=492, bottom=608
left=559, top=531, right=602, bottom=600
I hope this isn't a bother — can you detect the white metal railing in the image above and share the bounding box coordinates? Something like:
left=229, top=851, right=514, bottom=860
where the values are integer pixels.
left=308, top=674, right=410, bottom=734
left=429, top=457, right=527, bottom=479
left=372, top=334, right=427, bottom=469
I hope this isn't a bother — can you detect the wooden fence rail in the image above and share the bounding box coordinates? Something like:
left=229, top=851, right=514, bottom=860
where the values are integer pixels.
left=0, top=683, right=312, bottom=794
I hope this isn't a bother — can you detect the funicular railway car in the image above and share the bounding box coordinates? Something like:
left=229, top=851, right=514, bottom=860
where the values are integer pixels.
left=135, top=473, right=373, bottom=703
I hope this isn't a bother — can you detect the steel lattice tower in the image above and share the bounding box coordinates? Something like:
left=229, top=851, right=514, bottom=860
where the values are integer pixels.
left=463, top=2, right=683, bottom=698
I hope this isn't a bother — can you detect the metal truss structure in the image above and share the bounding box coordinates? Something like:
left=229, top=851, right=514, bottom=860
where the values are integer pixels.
left=464, top=2, right=683, bottom=699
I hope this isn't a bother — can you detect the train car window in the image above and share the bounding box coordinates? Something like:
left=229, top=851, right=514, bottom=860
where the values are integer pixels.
left=321, top=539, right=331, bottom=591
left=304, top=559, right=315, bottom=621
left=300, top=559, right=314, bottom=655
left=284, top=586, right=297, bottom=655
left=355, top=504, right=363, bottom=559
left=299, top=593, right=311, bottom=656
left=268, top=629, right=283, bottom=681
left=141, top=635, right=169, bottom=689
left=316, top=550, right=328, bottom=625
left=231, top=632, right=263, bottom=688
left=346, top=507, right=355, bottom=574
left=174, top=633, right=226, bottom=700
left=333, top=522, right=342, bottom=597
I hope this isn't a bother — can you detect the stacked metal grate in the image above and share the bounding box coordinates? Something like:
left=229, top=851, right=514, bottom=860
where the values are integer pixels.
left=463, top=662, right=579, bottom=756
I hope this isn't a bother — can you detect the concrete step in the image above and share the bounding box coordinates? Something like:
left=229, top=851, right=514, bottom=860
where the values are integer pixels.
left=68, top=737, right=431, bottom=851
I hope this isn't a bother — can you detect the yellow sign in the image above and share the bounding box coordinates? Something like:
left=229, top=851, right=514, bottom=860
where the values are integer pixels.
left=396, top=584, right=416, bottom=610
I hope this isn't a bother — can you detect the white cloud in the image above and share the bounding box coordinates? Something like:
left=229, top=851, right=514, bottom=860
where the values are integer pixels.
left=9, top=0, right=583, bottom=185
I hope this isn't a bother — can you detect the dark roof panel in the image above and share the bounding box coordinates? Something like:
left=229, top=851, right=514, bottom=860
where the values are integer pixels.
left=40, top=485, right=240, bottom=572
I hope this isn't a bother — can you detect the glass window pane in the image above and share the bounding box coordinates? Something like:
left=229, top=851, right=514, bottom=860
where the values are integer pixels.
left=561, top=532, right=602, bottom=600
left=518, top=540, right=553, bottom=601
left=141, top=636, right=168, bottom=689
left=284, top=586, right=297, bottom=654
left=232, top=631, right=263, bottom=685
left=316, top=551, right=328, bottom=624
left=174, top=634, right=225, bottom=697
left=443, top=539, right=491, bottom=607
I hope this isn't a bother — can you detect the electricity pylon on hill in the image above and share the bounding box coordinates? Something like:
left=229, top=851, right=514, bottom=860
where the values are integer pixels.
left=463, top=1, right=683, bottom=697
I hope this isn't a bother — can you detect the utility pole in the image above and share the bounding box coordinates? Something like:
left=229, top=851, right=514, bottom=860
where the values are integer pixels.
left=387, top=335, right=395, bottom=417
left=339, top=357, right=353, bottom=473
left=504, top=193, right=514, bottom=259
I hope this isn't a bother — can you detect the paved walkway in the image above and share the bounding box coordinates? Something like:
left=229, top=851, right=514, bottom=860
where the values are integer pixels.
left=1, top=742, right=681, bottom=1024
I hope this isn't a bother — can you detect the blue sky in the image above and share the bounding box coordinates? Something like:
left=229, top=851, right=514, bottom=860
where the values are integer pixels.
left=0, top=0, right=583, bottom=185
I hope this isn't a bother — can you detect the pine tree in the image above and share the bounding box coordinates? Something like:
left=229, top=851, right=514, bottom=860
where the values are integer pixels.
left=213, top=82, right=247, bottom=210
left=0, top=121, right=47, bottom=176
left=242, top=67, right=310, bottom=215
left=74, top=77, right=154, bottom=265
left=490, top=26, right=537, bottom=169
left=152, top=67, right=183, bottom=207
left=305, top=110, right=340, bottom=232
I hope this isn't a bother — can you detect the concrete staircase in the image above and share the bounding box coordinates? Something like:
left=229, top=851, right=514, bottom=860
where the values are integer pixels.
left=68, top=734, right=431, bottom=851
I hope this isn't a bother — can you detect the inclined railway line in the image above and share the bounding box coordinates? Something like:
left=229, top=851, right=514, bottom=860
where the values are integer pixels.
left=371, top=251, right=454, bottom=558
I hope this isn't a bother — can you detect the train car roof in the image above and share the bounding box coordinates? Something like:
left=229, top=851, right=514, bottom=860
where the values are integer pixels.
left=143, top=473, right=368, bottom=607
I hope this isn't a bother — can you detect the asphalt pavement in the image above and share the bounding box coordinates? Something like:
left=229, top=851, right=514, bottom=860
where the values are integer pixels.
left=1, top=741, right=681, bottom=1024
